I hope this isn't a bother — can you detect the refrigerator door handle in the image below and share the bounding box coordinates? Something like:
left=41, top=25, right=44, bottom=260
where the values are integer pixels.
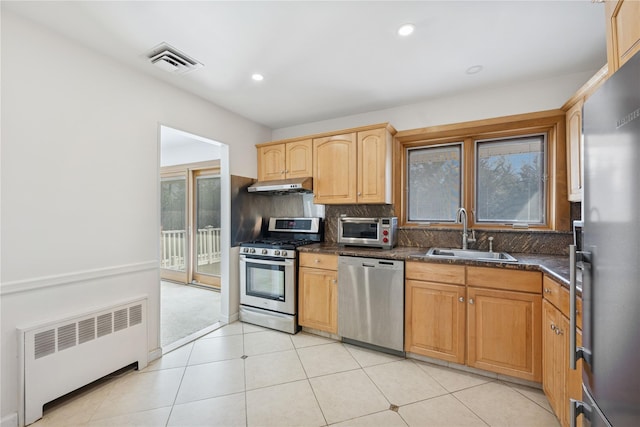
left=570, top=399, right=592, bottom=427
left=570, top=245, right=589, bottom=369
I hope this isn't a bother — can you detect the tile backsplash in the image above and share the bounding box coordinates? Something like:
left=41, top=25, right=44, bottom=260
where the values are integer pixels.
left=324, top=204, right=573, bottom=256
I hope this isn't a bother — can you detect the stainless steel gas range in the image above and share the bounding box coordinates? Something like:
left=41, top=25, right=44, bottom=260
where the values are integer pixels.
left=239, top=217, right=323, bottom=334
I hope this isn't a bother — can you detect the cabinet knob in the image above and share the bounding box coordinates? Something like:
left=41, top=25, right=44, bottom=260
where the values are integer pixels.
left=544, top=288, right=552, bottom=294
left=357, top=192, right=362, bottom=196
left=458, top=297, right=465, bottom=303
left=555, top=328, right=564, bottom=336
left=281, top=170, right=285, bottom=174
left=315, top=259, right=320, bottom=263
left=550, top=324, right=557, bottom=331
left=332, top=279, right=337, bottom=284
left=469, top=298, right=474, bottom=305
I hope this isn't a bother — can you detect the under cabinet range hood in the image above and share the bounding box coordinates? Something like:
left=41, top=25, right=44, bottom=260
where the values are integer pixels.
left=247, top=177, right=313, bottom=194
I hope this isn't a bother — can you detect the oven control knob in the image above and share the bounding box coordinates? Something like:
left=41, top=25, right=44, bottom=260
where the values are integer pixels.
left=274, top=250, right=280, bottom=256
left=281, top=251, right=288, bottom=257
left=262, top=249, right=268, bottom=255
left=250, top=248, right=256, bottom=254
left=383, top=237, right=389, bottom=243
left=383, top=230, right=389, bottom=236
left=243, top=248, right=249, bottom=253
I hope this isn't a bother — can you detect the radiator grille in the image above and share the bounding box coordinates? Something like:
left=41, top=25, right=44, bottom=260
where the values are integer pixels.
left=57, top=323, right=77, bottom=352
left=78, top=318, right=96, bottom=344
left=32, top=304, right=145, bottom=359
left=129, top=305, right=142, bottom=326
left=114, top=309, right=128, bottom=332
left=34, top=330, right=55, bottom=359
left=97, top=313, right=112, bottom=338
left=21, top=299, right=148, bottom=426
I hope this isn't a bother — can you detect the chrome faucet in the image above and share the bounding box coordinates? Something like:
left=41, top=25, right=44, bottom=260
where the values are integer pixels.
left=456, top=208, right=476, bottom=250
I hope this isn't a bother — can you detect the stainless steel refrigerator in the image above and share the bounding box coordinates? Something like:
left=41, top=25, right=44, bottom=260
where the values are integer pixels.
left=570, top=51, right=640, bottom=426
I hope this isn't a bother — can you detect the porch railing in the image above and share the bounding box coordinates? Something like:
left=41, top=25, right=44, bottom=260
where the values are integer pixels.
left=160, top=227, right=221, bottom=271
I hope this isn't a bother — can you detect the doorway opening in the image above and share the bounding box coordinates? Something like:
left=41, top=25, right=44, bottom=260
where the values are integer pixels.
left=159, top=125, right=225, bottom=350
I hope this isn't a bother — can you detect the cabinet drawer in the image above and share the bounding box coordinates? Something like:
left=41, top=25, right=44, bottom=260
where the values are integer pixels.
left=467, top=267, right=541, bottom=293
left=299, top=252, right=338, bottom=270
left=406, top=262, right=465, bottom=285
left=542, top=275, right=583, bottom=329
left=542, top=275, right=569, bottom=314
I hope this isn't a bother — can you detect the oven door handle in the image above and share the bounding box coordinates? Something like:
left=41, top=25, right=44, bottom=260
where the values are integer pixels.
left=240, top=256, right=294, bottom=267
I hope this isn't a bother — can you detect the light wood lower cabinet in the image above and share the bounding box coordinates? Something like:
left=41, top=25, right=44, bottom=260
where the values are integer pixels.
left=298, top=253, right=338, bottom=334
left=405, top=262, right=542, bottom=382
left=543, top=299, right=567, bottom=420
left=542, top=275, right=583, bottom=427
left=467, top=286, right=542, bottom=382
left=405, top=279, right=466, bottom=364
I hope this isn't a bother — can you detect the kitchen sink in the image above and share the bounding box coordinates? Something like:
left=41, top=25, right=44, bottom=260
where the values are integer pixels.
left=425, top=247, right=518, bottom=263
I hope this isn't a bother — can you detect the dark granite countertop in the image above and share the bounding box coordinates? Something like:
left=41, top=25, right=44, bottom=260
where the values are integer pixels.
left=298, top=243, right=575, bottom=288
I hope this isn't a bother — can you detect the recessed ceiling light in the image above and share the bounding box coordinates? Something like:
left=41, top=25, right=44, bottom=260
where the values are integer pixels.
left=466, top=65, right=483, bottom=75
left=397, top=24, right=415, bottom=37
left=251, top=73, right=264, bottom=81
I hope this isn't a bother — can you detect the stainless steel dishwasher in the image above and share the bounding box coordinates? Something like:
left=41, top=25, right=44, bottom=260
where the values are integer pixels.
left=338, top=256, right=404, bottom=354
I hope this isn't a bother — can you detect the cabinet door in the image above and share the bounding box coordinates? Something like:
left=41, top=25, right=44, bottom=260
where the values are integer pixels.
left=542, top=300, right=565, bottom=422
left=606, top=0, right=640, bottom=72
left=565, top=322, right=583, bottom=427
left=566, top=100, right=583, bottom=202
left=285, top=139, right=312, bottom=179
left=405, top=280, right=466, bottom=364
left=298, top=267, right=338, bottom=334
left=357, top=128, right=390, bottom=204
left=313, top=133, right=357, bottom=204
left=257, top=144, right=286, bottom=181
left=467, top=287, right=542, bottom=382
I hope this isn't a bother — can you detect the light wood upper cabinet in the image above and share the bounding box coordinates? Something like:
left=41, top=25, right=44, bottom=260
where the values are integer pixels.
left=606, top=0, right=640, bottom=73
left=357, top=128, right=392, bottom=204
left=258, top=144, right=286, bottom=181
left=313, top=133, right=358, bottom=204
left=566, top=99, right=583, bottom=202
left=257, top=139, right=312, bottom=182
left=313, top=127, right=393, bottom=204
left=285, top=139, right=313, bottom=179
left=298, top=253, right=338, bottom=334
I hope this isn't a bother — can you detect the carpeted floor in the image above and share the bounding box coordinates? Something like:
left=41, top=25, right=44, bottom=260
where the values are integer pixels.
left=160, top=281, right=221, bottom=347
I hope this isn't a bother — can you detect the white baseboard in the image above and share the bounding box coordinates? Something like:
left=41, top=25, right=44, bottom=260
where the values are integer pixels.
left=148, top=348, right=163, bottom=363
left=1, top=413, right=18, bottom=427
left=220, top=311, right=239, bottom=324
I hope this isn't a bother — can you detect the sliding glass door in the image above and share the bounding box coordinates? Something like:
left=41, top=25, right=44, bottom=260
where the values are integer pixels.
left=160, top=174, right=188, bottom=283
left=160, top=162, right=221, bottom=288
left=193, top=172, right=221, bottom=287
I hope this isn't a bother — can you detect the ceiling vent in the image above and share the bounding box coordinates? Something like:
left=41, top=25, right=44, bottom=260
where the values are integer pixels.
left=146, top=42, right=203, bottom=74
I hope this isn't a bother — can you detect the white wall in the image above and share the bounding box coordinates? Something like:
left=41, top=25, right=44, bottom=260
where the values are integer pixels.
left=160, top=126, right=222, bottom=167
left=0, top=10, right=269, bottom=424
left=271, top=70, right=596, bottom=139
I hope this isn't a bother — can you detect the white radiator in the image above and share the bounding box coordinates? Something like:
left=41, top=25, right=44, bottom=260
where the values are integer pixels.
left=17, top=297, right=148, bottom=426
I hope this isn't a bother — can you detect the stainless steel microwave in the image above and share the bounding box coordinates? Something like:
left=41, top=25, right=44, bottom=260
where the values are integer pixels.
left=338, top=217, right=398, bottom=249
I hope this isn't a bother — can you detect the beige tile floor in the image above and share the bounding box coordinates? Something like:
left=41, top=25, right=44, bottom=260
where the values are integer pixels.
left=33, top=322, right=561, bottom=427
